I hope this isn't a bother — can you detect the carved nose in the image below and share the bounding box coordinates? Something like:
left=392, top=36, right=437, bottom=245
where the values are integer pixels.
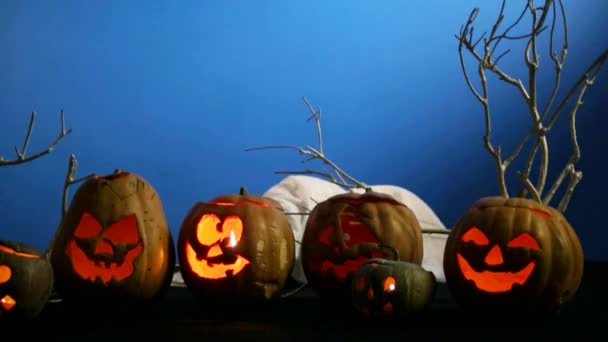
left=484, top=244, right=504, bottom=266
left=94, top=240, right=114, bottom=256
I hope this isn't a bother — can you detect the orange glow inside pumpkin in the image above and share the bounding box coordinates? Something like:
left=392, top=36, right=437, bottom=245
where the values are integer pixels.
left=457, top=226, right=541, bottom=293
left=0, top=295, right=16, bottom=312
left=210, top=199, right=270, bottom=207
left=354, top=274, right=396, bottom=316
left=66, top=212, right=143, bottom=284
left=185, top=213, right=250, bottom=280
left=316, top=206, right=384, bottom=281
left=0, top=245, right=39, bottom=259
left=0, top=265, right=11, bottom=284
left=383, top=276, right=396, bottom=292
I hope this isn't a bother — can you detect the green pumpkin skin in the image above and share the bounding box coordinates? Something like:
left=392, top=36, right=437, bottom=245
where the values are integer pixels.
left=0, top=240, right=54, bottom=321
left=351, top=258, right=436, bottom=317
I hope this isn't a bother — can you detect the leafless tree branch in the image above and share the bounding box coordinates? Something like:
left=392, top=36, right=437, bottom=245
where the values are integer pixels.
left=246, top=97, right=369, bottom=191
left=457, top=0, right=606, bottom=212
left=0, top=110, right=72, bottom=166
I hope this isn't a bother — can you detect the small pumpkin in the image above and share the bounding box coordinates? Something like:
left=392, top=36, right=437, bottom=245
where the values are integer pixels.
left=443, top=196, right=584, bottom=314
left=177, top=187, right=295, bottom=303
left=0, top=240, right=53, bottom=320
left=49, top=170, right=175, bottom=307
left=301, top=190, right=423, bottom=301
left=351, top=257, right=436, bottom=317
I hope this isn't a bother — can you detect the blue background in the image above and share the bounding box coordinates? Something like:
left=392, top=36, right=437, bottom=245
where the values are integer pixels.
left=1, top=1, right=606, bottom=260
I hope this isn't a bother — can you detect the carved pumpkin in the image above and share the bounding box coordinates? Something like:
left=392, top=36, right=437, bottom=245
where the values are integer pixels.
left=50, top=170, right=175, bottom=307
left=0, top=240, right=53, bottom=320
left=177, top=187, right=295, bottom=303
left=443, top=196, right=584, bottom=314
left=351, top=257, right=436, bottom=317
left=301, top=190, right=423, bottom=301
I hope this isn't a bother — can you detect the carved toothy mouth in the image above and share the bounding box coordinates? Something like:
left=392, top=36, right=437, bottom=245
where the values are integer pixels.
left=457, top=254, right=536, bottom=293
left=185, top=241, right=250, bottom=279
left=67, top=239, right=143, bottom=283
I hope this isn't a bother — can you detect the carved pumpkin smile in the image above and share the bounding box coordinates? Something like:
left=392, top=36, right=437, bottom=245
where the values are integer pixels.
left=185, top=214, right=251, bottom=279
left=66, top=212, right=143, bottom=284
left=456, top=227, right=540, bottom=293
left=456, top=254, right=536, bottom=293
left=177, top=187, right=295, bottom=302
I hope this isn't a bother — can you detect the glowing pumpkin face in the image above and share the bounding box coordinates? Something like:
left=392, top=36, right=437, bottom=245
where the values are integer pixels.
left=184, top=214, right=250, bottom=279
left=351, top=258, right=436, bottom=317
left=443, top=196, right=584, bottom=314
left=301, top=191, right=423, bottom=302
left=50, top=170, right=175, bottom=307
left=0, top=264, right=16, bottom=314
left=66, top=213, right=143, bottom=284
left=456, top=227, right=540, bottom=293
left=0, top=241, right=53, bottom=320
left=178, top=187, right=295, bottom=303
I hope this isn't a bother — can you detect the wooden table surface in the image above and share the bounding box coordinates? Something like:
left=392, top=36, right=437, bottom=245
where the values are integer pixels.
left=4, top=261, right=607, bottom=341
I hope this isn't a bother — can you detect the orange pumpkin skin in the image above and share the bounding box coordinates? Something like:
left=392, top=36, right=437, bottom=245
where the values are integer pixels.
left=177, top=188, right=295, bottom=303
left=443, top=196, right=584, bottom=314
left=50, top=171, right=175, bottom=307
left=301, top=191, right=423, bottom=301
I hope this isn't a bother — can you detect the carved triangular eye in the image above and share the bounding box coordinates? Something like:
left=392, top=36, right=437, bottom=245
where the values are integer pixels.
left=507, top=233, right=540, bottom=250
left=74, top=212, right=103, bottom=238
left=461, top=227, right=489, bottom=245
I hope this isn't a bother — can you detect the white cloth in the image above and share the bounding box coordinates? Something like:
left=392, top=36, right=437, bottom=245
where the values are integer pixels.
left=262, top=175, right=449, bottom=283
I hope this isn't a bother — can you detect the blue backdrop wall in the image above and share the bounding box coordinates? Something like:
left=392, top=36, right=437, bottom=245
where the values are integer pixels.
left=1, top=0, right=607, bottom=260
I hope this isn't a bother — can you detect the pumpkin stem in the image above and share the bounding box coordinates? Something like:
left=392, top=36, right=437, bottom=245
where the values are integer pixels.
left=378, top=244, right=400, bottom=261
left=240, top=186, right=248, bottom=195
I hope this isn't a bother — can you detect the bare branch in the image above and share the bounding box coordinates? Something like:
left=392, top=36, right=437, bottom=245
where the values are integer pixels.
left=247, top=98, right=369, bottom=191
left=45, top=154, right=95, bottom=259
left=517, top=170, right=541, bottom=202
left=517, top=137, right=541, bottom=198
left=458, top=0, right=605, bottom=211
left=0, top=110, right=72, bottom=166
left=544, top=72, right=597, bottom=206
left=557, top=168, right=582, bottom=212
left=545, top=49, right=608, bottom=130
left=303, top=97, right=323, bottom=155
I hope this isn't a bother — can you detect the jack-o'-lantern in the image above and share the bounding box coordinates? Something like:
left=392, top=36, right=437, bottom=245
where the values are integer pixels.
left=0, top=240, right=53, bottom=320
left=177, top=187, right=295, bottom=303
left=301, top=190, right=423, bottom=301
left=443, top=196, right=584, bottom=314
left=49, top=170, right=175, bottom=308
left=351, top=257, right=436, bottom=318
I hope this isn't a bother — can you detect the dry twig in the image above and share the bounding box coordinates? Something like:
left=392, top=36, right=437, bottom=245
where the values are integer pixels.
left=0, top=110, right=72, bottom=167
left=246, top=97, right=370, bottom=191
left=457, top=0, right=607, bottom=212
left=44, top=154, right=95, bottom=259
left=247, top=97, right=449, bottom=235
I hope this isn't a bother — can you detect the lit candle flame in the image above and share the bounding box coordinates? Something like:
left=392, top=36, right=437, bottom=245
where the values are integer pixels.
left=229, top=230, right=237, bottom=247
